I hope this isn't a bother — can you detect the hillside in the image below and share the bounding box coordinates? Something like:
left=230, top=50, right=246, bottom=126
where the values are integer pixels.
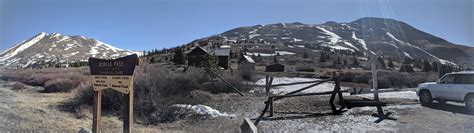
left=191, top=17, right=473, bottom=67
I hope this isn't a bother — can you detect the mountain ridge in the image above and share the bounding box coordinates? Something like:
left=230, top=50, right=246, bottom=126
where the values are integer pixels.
left=192, top=17, right=473, bottom=67
left=0, top=32, right=141, bottom=68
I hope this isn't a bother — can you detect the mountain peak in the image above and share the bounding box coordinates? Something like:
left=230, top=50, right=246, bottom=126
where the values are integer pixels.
left=0, top=33, right=141, bottom=68
left=49, top=32, right=62, bottom=38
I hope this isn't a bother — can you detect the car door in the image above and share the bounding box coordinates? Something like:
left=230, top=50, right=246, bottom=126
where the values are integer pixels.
left=451, top=74, right=474, bottom=101
left=433, top=74, right=454, bottom=99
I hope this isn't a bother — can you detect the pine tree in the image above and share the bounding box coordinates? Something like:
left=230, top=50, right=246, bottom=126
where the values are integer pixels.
left=149, top=57, right=154, bottom=63
left=173, top=48, right=185, bottom=65
left=422, top=60, right=432, bottom=72
left=388, top=58, right=395, bottom=68
left=432, top=62, right=438, bottom=72
left=378, top=57, right=386, bottom=68
left=319, top=52, right=326, bottom=62
left=303, top=51, right=308, bottom=58
left=352, top=56, right=359, bottom=67
left=337, top=56, right=341, bottom=64
left=273, top=56, right=278, bottom=64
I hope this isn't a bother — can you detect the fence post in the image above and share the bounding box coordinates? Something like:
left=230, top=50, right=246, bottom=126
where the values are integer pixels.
left=269, top=97, right=274, bottom=117
left=265, top=75, right=269, bottom=95
left=92, top=90, right=102, bottom=133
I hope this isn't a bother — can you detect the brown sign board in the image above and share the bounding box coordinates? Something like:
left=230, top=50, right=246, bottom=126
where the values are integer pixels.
left=89, top=54, right=138, bottom=94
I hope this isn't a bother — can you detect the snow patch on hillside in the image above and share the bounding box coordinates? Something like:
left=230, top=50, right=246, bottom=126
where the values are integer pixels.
left=402, top=52, right=413, bottom=59
left=386, top=32, right=455, bottom=65
left=0, top=32, right=47, bottom=62
left=317, top=27, right=358, bottom=51
left=352, top=32, right=374, bottom=54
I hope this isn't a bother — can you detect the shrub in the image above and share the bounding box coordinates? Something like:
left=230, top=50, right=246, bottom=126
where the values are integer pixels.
left=239, top=70, right=254, bottom=81
left=12, top=82, right=26, bottom=91
left=25, top=74, right=52, bottom=86
left=72, top=65, right=249, bottom=124
left=386, top=74, right=407, bottom=88
left=369, top=78, right=392, bottom=89
left=295, top=67, right=315, bottom=72
left=44, top=78, right=76, bottom=92
left=207, top=71, right=250, bottom=94
left=399, top=64, right=415, bottom=73
left=341, top=72, right=357, bottom=82
left=353, top=73, right=370, bottom=84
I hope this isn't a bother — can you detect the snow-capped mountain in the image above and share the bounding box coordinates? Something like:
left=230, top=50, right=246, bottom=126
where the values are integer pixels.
left=0, top=32, right=141, bottom=68
left=196, top=17, right=474, bottom=66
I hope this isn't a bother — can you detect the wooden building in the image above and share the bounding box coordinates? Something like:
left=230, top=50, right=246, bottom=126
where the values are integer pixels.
left=265, top=63, right=285, bottom=72
left=186, top=46, right=231, bottom=69
left=211, top=48, right=230, bottom=69
left=238, top=55, right=255, bottom=71
left=187, top=46, right=209, bottom=67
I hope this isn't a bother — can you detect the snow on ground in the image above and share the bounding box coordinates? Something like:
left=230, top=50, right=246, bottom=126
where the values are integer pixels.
left=246, top=51, right=296, bottom=57
left=358, top=91, right=418, bottom=100
left=252, top=77, right=349, bottom=95
left=173, top=104, right=235, bottom=117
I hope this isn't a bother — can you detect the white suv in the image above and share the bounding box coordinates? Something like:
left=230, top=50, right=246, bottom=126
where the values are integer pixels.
left=417, top=71, right=474, bottom=110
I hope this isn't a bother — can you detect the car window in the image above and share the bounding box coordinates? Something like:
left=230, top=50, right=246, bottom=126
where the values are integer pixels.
left=439, top=74, right=454, bottom=84
left=453, top=74, right=474, bottom=84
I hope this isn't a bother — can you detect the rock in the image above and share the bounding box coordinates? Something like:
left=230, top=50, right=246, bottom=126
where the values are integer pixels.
left=78, top=127, right=91, bottom=133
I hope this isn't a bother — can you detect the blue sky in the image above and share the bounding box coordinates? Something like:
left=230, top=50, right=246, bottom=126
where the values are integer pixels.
left=0, top=0, right=472, bottom=51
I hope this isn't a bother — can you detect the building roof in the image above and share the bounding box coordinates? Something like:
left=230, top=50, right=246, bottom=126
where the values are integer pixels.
left=242, top=55, right=255, bottom=63
left=186, top=46, right=209, bottom=55
left=210, top=48, right=230, bottom=56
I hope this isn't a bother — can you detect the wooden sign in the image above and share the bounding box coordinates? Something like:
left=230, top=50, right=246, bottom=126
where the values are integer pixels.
left=89, top=54, right=137, bottom=94
left=89, top=54, right=137, bottom=133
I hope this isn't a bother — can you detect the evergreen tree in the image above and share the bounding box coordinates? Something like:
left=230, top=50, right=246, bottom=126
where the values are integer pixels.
left=378, top=57, right=386, bottom=68
left=149, top=57, right=154, bottom=63
left=422, top=60, right=432, bottom=72
left=273, top=56, right=278, bottom=64
left=319, top=52, right=326, bottom=62
left=172, top=48, right=185, bottom=65
left=388, top=58, right=395, bottom=68
left=432, top=62, right=438, bottom=72
left=303, top=51, right=308, bottom=58
left=337, top=56, right=341, bottom=64
left=352, top=56, right=359, bottom=67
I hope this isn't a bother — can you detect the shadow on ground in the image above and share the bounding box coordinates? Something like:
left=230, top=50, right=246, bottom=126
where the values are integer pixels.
left=253, top=111, right=336, bottom=121
left=426, top=102, right=473, bottom=115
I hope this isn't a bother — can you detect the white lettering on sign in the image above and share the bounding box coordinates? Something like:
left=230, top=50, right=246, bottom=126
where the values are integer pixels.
left=92, top=75, right=133, bottom=94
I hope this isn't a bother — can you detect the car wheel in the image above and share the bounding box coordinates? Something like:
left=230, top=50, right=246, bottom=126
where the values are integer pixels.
left=419, top=90, right=433, bottom=106
left=465, top=94, right=474, bottom=111
left=437, top=99, right=447, bottom=104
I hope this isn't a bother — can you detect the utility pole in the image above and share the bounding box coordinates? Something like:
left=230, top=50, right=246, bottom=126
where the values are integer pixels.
left=370, top=51, right=384, bottom=118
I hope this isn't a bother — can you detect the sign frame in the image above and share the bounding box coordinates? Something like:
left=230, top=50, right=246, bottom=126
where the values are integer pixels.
left=89, top=54, right=138, bottom=133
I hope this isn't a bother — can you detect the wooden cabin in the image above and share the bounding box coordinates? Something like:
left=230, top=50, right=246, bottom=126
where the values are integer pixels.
left=211, top=48, right=230, bottom=69
left=238, top=55, right=255, bottom=71
left=265, top=63, right=285, bottom=72
left=187, top=46, right=209, bottom=67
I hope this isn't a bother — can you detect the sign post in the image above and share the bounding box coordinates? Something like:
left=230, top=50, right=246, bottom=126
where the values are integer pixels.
left=89, top=54, right=138, bottom=133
